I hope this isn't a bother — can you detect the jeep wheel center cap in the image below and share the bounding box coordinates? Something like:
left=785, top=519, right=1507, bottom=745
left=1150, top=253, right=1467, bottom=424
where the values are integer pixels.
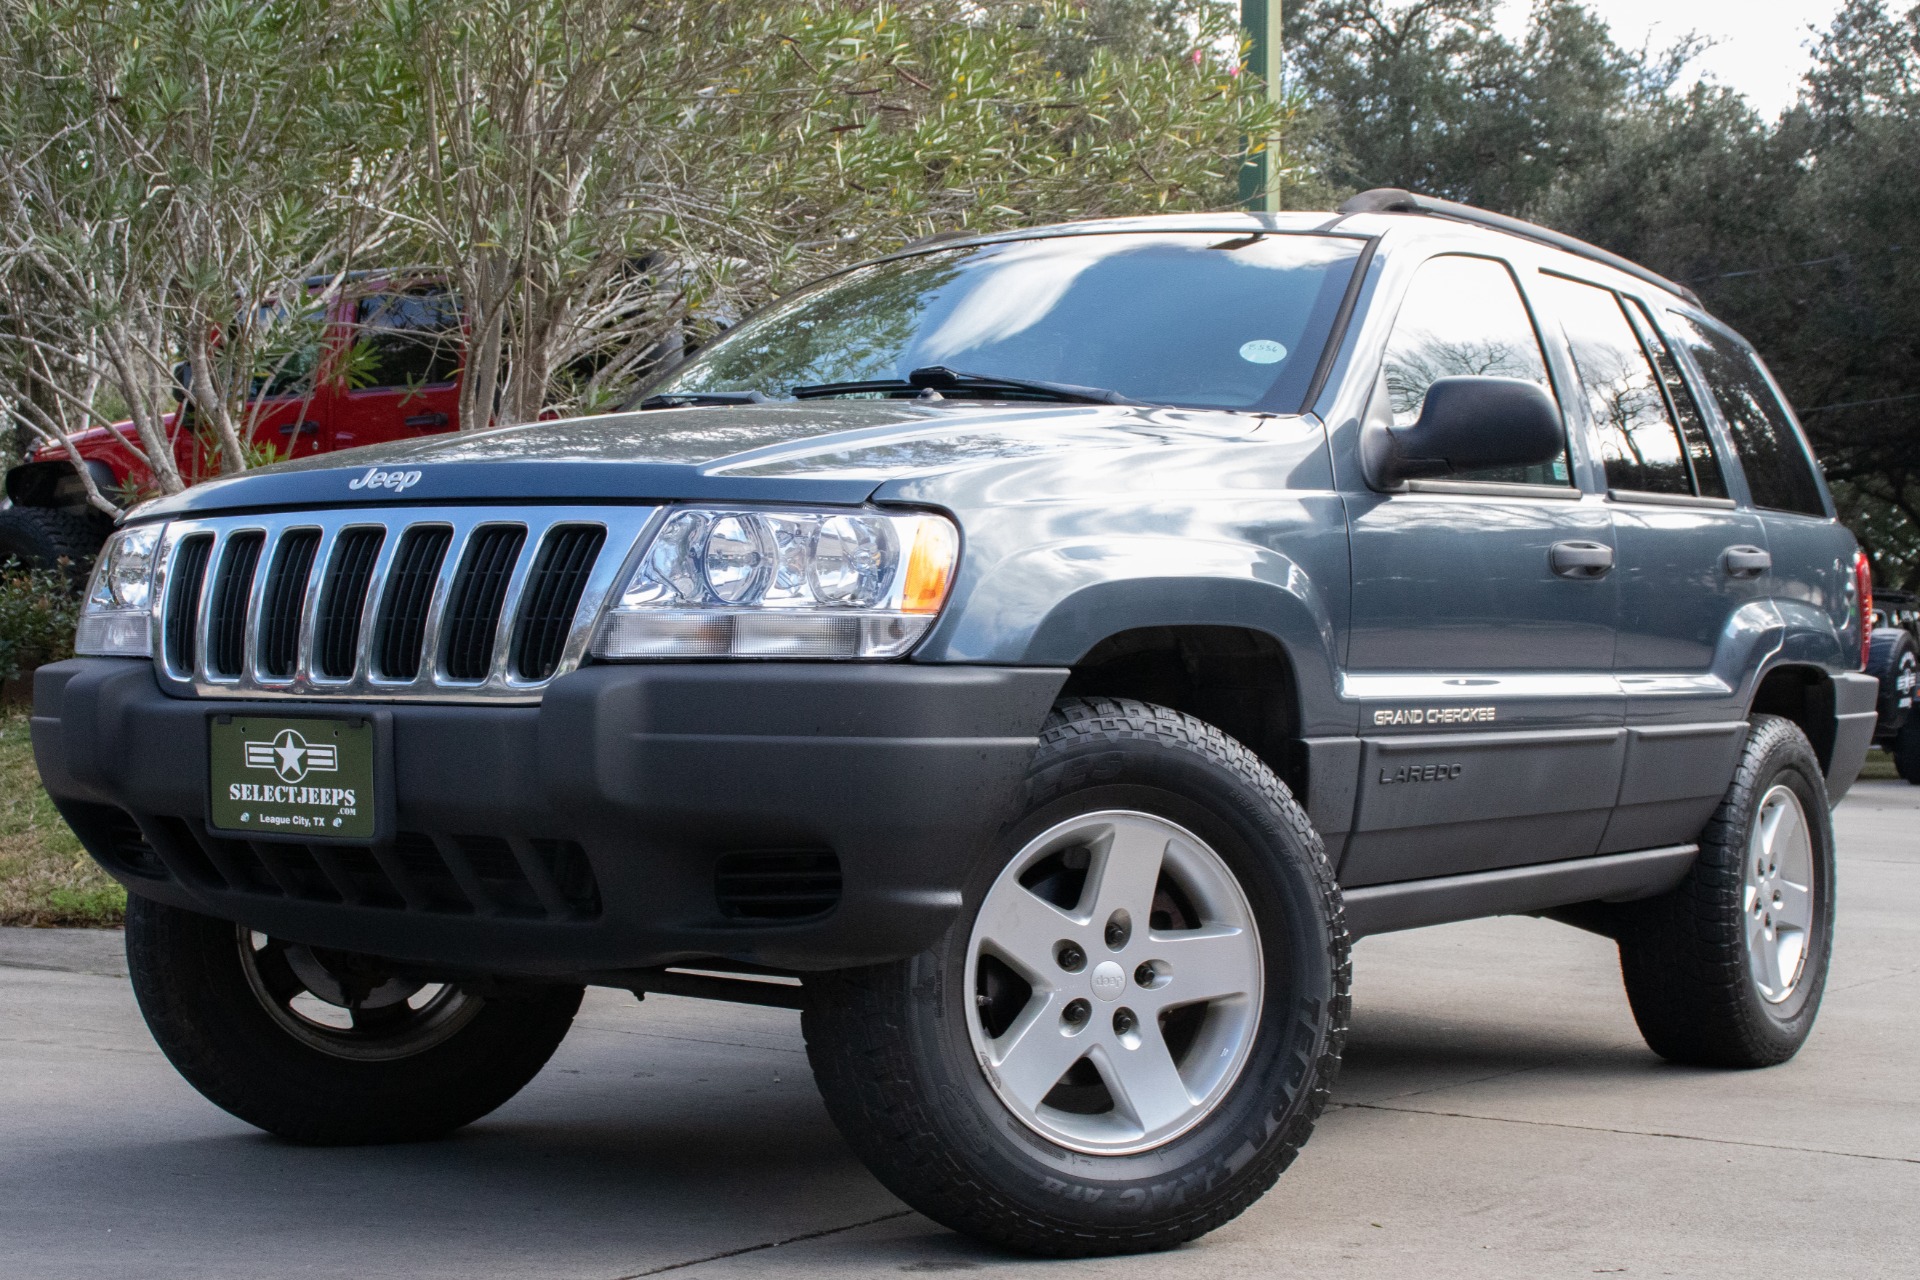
left=1090, top=960, right=1127, bottom=1001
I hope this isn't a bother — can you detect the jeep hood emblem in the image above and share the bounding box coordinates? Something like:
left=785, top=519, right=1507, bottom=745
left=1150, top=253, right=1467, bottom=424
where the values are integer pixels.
left=348, top=465, right=422, bottom=494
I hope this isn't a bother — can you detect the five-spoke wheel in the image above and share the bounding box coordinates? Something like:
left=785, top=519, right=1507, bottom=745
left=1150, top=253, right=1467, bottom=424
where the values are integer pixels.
left=967, top=810, right=1261, bottom=1153
left=1619, top=714, right=1835, bottom=1068
left=804, top=698, right=1348, bottom=1257
left=1743, top=786, right=1815, bottom=1004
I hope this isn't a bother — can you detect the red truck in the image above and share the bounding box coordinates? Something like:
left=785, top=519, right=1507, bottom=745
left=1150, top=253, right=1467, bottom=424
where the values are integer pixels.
left=1, top=280, right=463, bottom=571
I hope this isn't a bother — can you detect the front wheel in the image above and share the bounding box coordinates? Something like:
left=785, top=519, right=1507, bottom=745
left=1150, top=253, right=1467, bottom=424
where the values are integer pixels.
left=126, top=896, right=583, bottom=1144
left=804, top=698, right=1349, bottom=1257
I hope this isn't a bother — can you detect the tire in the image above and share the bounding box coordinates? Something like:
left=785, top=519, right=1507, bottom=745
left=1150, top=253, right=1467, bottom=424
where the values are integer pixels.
left=125, top=895, right=583, bottom=1144
left=1866, top=627, right=1918, bottom=742
left=803, top=697, right=1349, bottom=1257
left=1895, top=715, right=1920, bottom=785
left=1615, top=715, right=1835, bottom=1068
left=0, top=504, right=109, bottom=579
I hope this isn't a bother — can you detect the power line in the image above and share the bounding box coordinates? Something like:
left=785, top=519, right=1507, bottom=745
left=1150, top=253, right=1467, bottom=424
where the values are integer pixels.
left=1799, top=390, right=1920, bottom=414
left=1682, top=244, right=1906, bottom=285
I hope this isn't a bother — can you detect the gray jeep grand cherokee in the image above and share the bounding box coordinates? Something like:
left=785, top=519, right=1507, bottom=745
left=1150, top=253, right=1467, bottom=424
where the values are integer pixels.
left=32, top=189, right=1877, bottom=1257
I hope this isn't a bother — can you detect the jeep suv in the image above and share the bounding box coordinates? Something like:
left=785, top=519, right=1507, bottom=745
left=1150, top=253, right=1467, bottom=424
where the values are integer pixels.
left=31, top=190, right=1876, bottom=1257
left=0, top=277, right=463, bottom=572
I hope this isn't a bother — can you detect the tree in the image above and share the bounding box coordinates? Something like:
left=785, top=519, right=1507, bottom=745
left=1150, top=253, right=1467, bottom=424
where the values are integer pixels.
left=1287, top=0, right=1667, bottom=214
left=0, top=0, right=406, bottom=502
left=379, top=0, right=1288, bottom=430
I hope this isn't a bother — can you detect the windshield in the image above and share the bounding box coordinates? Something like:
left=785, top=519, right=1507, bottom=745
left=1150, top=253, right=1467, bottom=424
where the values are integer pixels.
left=648, top=232, right=1365, bottom=413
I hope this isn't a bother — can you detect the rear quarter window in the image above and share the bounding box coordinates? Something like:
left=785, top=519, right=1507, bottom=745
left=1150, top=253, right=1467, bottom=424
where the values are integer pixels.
left=1663, top=312, right=1826, bottom=516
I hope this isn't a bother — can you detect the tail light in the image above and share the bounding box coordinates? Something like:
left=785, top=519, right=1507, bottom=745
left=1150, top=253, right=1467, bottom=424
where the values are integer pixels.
left=1854, top=550, right=1874, bottom=668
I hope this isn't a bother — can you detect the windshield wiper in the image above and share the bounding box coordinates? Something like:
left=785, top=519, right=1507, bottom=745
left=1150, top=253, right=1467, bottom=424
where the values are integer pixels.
left=793, top=365, right=1136, bottom=406
left=637, top=389, right=768, bottom=410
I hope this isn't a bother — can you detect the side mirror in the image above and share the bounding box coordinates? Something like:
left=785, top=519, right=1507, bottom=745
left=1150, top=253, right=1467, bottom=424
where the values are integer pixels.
left=171, top=361, right=193, bottom=404
left=1362, top=376, right=1564, bottom=489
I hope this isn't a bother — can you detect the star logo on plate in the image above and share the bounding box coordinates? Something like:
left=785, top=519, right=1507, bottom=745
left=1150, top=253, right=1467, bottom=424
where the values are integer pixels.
left=244, top=729, right=339, bottom=783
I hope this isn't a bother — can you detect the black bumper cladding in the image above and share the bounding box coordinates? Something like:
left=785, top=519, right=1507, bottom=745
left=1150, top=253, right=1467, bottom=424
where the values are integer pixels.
left=32, top=659, right=1066, bottom=978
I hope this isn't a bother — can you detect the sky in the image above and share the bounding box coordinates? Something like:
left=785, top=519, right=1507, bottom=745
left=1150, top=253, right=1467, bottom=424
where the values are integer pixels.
left=1493, top=0, right=1848, bottom=119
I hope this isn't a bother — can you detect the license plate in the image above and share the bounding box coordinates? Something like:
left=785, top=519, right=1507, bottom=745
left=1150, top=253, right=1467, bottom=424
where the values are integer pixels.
left=208, top=716, right=376, bottom=840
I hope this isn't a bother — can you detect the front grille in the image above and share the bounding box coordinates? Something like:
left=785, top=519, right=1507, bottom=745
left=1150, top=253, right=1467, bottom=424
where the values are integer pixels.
left=153, top=505, right=652, bottom=701
left=314, top=527, right=383, bottom=678
left=715, top=851, right=842, bottom=921
left=442, top=525, right=525, bottom=680
left=163, top=535, right=214, bottom=672
left=258, top=529, right=320, bottom=677
left=207, top=532, right=264, bottom=677
left=123, top=811, right=601, bottom=921
left=512, top=524, right=606, bottom=680
left=373, top=526, right=452, bottom=679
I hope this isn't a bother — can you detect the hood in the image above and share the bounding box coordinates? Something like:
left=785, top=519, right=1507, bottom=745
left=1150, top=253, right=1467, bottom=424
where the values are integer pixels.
left=135, top=400, right=1279, bottom=518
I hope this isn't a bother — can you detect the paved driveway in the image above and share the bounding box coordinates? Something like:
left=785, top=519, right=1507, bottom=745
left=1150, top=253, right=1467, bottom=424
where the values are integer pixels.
left=3, top=783, right=1915, bottom=1278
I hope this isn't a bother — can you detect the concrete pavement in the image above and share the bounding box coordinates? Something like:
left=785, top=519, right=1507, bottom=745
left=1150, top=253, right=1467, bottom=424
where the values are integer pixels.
left=2, top=782, right=1915, bottom=1278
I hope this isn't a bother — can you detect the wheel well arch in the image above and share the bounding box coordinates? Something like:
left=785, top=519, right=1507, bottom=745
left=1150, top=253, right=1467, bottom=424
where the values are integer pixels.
left=1057, top=625, right=1303, bottom=792
left=5, top=458, right=117, bottom=509
left=1749, top=664, right=1837, bottom=772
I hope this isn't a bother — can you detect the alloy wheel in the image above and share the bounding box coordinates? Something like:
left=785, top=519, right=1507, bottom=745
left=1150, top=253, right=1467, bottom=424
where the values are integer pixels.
left=965, top=810, right=1263, bottom=1155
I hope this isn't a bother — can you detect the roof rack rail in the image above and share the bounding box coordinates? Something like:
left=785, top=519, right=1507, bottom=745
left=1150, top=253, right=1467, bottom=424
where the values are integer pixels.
left=1336, top=188, right=1703, bottom=308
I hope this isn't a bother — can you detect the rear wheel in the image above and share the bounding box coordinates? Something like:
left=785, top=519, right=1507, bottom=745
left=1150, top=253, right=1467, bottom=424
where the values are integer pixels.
left=1895, top=715, right=1920, bottom=785
left=126, top=895, right=582, bottom=1144
left=1616, top=715, right=1834, bottom=1067
left=804, top=698, right=1348, bottom=1257
left=1867, top=626, right=1918, bottom=742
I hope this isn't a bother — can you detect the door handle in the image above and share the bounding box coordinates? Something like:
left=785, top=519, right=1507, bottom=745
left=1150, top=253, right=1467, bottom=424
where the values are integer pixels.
left=276, top=419, right=320, bottom=437
left=404, top=412, right=449, bottom=429
left=1723, top=545, right=1771, bottom=578
left=1550, top=541, right=1614, bottom=579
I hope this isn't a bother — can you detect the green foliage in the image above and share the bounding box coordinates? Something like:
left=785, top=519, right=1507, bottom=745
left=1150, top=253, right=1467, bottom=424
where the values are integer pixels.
left=1289, top=0, right=1661, bottom=214
left=0, top=708, right=121, bottom=927
left=1291, top=0, right=1920, bottom=588
left=0, top=565, right=78, bottom=684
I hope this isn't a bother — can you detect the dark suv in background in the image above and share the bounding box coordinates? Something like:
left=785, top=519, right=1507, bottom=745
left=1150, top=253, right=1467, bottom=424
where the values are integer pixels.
left=33, top=189, right=1873, bottom=1256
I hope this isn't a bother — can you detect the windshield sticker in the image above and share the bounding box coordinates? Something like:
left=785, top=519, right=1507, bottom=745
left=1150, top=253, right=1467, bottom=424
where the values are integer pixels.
left=1239, top=339, right=1288, bottom=364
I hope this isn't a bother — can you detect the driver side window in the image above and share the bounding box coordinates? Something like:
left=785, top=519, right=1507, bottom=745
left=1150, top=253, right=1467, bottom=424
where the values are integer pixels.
left=1381, top=256, right=1569, bottom=486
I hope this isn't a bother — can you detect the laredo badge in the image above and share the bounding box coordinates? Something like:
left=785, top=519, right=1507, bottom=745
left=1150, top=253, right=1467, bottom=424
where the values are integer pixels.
left=209, top=716, right=375, bottom=839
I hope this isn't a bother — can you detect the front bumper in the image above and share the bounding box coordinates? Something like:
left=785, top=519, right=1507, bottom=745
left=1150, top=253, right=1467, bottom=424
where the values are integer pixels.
left=33, top=659, right=1065, bottom=976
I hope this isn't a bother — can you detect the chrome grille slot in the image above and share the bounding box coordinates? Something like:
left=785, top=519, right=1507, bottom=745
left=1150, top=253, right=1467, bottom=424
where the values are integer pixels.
left=373, top=526, right=452, bottom=680
left=257, top=529, right=321, bottom=678
left=206, top=532, right=264, bottom=678
left=441, top=524, right=526, bottom=680
left=151, top=505, right=654, bottom=702
left=163, top=535, right=214, bottom=674
left=512, top=524, right=607, bottom=680
left=315, top=527, right=384, bottom=679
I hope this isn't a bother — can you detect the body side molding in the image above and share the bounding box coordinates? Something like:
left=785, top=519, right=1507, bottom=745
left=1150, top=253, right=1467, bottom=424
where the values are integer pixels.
left=1342, top=843, right=1699, bottom=937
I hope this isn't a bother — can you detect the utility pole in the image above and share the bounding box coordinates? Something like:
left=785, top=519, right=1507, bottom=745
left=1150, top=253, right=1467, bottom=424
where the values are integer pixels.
left=1238, top=0, right=1283, bottom=213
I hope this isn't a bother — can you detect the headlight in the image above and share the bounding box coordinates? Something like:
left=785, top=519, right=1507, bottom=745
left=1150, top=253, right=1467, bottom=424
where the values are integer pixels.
left=75, top=525, right=161, bottom=658
left=594, top=507, right=958, bottom=659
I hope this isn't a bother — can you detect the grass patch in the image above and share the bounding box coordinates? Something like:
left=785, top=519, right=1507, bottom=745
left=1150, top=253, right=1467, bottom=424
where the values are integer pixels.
left=1860, top=748, right=1901, bottom=782
left=0, top=708, right=124, bottom=927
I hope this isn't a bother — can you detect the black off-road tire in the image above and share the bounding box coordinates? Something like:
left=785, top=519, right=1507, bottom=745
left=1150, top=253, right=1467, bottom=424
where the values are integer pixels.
left=0, top=504, right=109, bottom=578
left=803, top=697, right=1350, bottom=1257
left=1867, top=626, right=1918, bottom=742
left=1894, top=716, right=1920, bottom=785
left=1615, top=715, right=1835, bottom=1068
left=126, top=895, right=583, bottom=1144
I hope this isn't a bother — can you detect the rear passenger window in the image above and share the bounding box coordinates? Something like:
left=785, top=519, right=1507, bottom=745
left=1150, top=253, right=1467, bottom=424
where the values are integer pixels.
left=350, top=288, right=463, bottom=390
left=1664, top=313, right=1826, bottom=516
left=1623, top=299, right=1727, bottom=498
left=1535, top=276, right=1690, bottom=496
left=1381, top=255, right=1568, bottom=486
